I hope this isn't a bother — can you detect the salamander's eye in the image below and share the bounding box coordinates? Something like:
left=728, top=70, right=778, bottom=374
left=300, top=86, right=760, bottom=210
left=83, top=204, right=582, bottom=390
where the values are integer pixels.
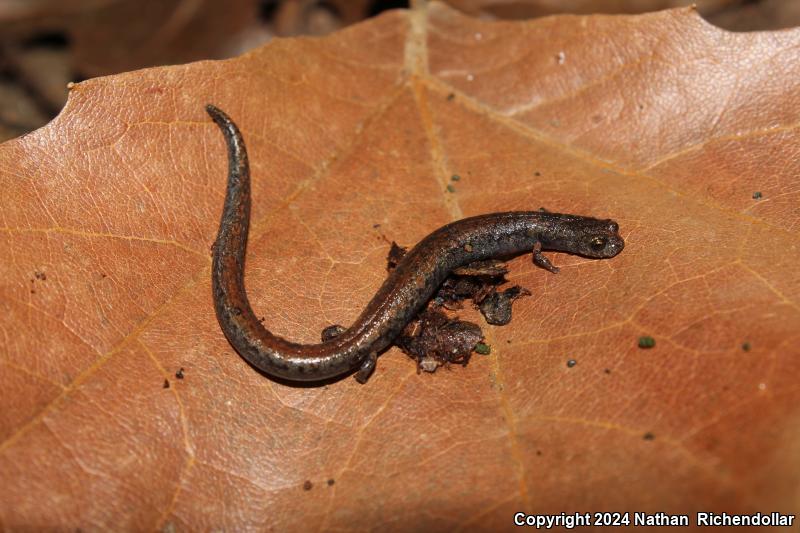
left=590, top=236, right=607, bottom=250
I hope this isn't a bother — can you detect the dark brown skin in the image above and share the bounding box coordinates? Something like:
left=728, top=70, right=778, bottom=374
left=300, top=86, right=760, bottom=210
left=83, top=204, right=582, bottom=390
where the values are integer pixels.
left=206, top=104, right=624, bottom=384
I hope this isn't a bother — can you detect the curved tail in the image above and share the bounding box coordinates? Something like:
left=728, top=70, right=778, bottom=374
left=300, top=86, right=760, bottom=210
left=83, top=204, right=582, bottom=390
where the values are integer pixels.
left=207, top=104, right=259, bottom=366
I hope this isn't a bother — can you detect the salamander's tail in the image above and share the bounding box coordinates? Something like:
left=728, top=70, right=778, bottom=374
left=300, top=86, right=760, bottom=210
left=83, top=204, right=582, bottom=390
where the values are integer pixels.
left=206, top=104, right=250, bottom=234
left=206, top=104, right=259, bottom=362
left=206, top=105, right=368, bottom=383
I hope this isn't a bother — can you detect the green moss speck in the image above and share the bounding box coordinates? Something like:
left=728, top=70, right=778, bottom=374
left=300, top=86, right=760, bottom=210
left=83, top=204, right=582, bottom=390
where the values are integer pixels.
left=638, top=336, right=656, bottom=349
left=475, top=343, right=491, bottom=355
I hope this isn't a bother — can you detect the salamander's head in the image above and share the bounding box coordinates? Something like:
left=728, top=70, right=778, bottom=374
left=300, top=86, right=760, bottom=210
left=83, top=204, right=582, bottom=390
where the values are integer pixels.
left=572, top=219, right=624, bottom=258
left=542, top=216, right=624, bottom=258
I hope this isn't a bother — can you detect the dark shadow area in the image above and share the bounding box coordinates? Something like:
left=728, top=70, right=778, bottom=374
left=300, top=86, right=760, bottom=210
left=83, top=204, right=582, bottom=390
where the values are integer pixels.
left=368, top=0, right=409, bottom=17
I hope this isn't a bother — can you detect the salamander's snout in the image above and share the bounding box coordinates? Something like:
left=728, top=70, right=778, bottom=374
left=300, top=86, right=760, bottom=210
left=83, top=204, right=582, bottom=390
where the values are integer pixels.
left=603, top=234, right=625, bottom=257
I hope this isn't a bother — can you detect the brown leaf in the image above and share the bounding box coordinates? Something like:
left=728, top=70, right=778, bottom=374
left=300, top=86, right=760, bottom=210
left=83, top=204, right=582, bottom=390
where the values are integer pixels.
left=0, top=0, right=260, bottom=76
left=1, top=3, right=799, bottom=530
left=443, top=0, right=734, bottom=18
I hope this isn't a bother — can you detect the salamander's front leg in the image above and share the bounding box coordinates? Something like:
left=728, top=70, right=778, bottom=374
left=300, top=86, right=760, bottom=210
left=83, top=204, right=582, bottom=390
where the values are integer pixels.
left=532, top=241, right=560, bottom=273
left=321, top=324, right=345, bottom=341
left=354, top=351, right=378, bottom=384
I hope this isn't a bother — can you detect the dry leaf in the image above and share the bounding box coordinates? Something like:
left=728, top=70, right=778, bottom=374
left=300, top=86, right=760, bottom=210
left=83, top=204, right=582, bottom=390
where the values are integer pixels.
left=443, top=0, right=734, bottom=18
left=1, top=3, right=799, bottom=530
left=0, top=0, right=259, bottom=76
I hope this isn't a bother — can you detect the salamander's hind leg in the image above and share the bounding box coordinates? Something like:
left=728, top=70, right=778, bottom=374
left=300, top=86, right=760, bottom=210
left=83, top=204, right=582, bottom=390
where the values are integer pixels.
left=354, top=351, right=378, bottom=384
left=532, top=241, right=560, bottom=273
left=321, top=324, right=346, bottom=341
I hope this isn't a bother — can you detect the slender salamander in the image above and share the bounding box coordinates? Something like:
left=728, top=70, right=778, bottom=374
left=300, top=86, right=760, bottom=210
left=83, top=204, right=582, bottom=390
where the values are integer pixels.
left=206, top=104, right=624, bottom=384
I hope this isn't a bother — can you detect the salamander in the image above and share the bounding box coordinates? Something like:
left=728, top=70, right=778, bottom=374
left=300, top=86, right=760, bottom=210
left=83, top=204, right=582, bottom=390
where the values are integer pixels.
left=206, top=104, right=624, bottom=384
